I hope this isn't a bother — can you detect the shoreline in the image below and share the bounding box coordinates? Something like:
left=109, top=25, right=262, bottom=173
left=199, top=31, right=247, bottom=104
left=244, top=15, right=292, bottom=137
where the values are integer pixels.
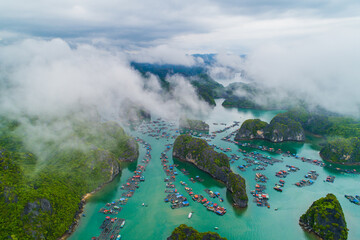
left=320, top=153, right=360, bottom=167
left=58, top=165, right=122, bottom=240
left=299, top=220, right=323, bottom=240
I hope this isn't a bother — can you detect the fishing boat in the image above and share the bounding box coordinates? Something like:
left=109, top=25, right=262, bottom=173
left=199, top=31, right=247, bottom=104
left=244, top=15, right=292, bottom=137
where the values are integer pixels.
left=188, top=212, right=193, bottom=219
left=120, top=220, right=126, bottom=228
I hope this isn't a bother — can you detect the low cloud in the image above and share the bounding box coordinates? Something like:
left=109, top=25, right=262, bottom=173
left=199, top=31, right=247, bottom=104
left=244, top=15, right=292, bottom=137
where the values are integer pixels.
left=244, top=27, right=360, bottom=116
left=0, top=38, right=210, bottom=119
left=0, top=38, right=211, bottom=163
left=128, top=44, right=197, bottom=66
left=207, top=53, right=248, bottom=86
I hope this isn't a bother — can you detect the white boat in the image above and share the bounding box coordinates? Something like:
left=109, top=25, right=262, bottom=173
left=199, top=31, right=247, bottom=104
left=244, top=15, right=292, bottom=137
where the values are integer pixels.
left=120, top=220, right=125, bottom=228
left=116, top=235, right=122, bottom=240
left=214, top=227, right=219, bottom=230
left=188, top=212, right=192, bottom=219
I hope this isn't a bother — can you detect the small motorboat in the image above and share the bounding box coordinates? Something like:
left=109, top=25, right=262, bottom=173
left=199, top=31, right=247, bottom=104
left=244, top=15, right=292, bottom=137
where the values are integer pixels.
left=188, top=212, right=193, bottom=219
left=120, top=220, right=125, bottom=228
left=214, top=227, right=219, bottom=230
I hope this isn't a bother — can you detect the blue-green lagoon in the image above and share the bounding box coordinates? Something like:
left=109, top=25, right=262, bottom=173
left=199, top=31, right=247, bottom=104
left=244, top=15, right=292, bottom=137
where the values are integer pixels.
left=70, top=102, right=360, bottom=240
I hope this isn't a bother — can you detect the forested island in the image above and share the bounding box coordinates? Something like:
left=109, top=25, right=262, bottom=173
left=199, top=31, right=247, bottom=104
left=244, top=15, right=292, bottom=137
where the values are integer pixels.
left=299, top=194, right=348, bottom=240
left=235, top=117, right=305, bottom=142
left=172, top=135, right=248, bottom=208
left=235, top=107, right=360, bottom=165
left=167, top=224, right=227, bottom=240
left=0, top=116, right=138, bottom=239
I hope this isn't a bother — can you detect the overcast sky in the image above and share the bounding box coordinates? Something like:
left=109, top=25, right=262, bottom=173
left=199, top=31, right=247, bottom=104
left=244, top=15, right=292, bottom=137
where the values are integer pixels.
left=0, top=0, right=359, bottom=52
left=0, top=0, right=360, bottom=116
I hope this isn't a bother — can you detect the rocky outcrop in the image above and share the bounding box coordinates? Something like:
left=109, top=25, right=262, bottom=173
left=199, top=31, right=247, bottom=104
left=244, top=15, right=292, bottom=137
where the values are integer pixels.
left=118, top=137, right=139, bottom=162
left=299, top=193, right=348, bottom=240
left=226, top=172, right=248, bottom=208
left=235, top=116, right=305, bottom=143
left=23, top=198, right=53, bottom=225
left=173, top=135, right=247, bottom=208
left=179, top=118, right=209, bottom=132
left=23, top=198, right=52, bottom=215
left=320, top=137, right=360, bottom=165
left=167, top=224, right=227, bottom=240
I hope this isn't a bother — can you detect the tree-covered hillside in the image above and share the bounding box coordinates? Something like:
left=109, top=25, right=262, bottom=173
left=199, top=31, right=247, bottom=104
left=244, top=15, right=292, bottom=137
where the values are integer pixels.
left=0, top=116, right=138, bottom=239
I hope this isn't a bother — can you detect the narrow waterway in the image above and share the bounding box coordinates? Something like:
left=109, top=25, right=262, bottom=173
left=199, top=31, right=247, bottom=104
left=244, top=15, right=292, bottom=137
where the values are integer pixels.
left=70, top=101, right=360, bottom=240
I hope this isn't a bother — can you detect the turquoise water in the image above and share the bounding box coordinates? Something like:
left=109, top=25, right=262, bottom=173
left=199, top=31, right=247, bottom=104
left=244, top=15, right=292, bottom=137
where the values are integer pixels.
left=70, top=101, right=360, bottom=240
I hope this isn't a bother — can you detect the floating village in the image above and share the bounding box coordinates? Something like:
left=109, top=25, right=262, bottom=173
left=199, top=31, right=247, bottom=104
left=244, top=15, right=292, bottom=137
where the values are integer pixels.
left=88, top=118, right=359, bottom=239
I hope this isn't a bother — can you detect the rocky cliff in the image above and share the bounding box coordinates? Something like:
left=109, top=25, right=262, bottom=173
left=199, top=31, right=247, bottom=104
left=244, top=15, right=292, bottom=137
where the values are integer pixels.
left=167, top=224, right=227, bottom=240
left=299, top=193, right=348, bottom=240
left=320, top=137, right=360, bottom=165
left=235, top=116, right=305, bottom=143
left=172, top=135, right=247, bottom=208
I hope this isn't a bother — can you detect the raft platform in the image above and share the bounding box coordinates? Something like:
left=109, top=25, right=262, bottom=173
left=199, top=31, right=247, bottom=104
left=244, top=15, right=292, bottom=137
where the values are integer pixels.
left=97, top=218, right=125, bottom=240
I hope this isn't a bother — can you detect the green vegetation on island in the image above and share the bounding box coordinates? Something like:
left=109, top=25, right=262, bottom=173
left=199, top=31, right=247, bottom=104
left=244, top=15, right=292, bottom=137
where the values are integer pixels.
left=189, top=73, right=224, bottom=106
left=236, top=107, right=360, bottom=165
left=320, top=137, right=360, bottom=165
left=0, top=116, right=138, bottom=240
left=221, top=82, right=297, bottom=110
left=299, top=193, right=348, bottom=240
left=235, top=116, right=305, bottom=143
left=221, top=82, right=263, bottom=109
left=172, top=135, right=247, bottom=207
left=179, top=118, right=209, bottom=132
left=167, top=224, right=227, bottom=240
left=274, top=107, right=360, bottom=164
left=132, top=62, right=360, bottom=165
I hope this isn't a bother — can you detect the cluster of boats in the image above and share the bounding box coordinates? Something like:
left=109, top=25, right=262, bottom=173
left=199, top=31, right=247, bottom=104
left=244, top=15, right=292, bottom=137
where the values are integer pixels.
left=295, top=179, right=314, bottom=187
left=275, top=170, right=289, bottom=178
left=93, top=217, right=125, bottom=240
left=274, top=180, right=285, bottom=192
left=189, top=176, right=204, bottom=183
left=93, top=133, right=155, bottom=239
left=255, top=173, right=268, bottom=183
left=211, top=121, right=240, bottom=135
left=244, top=151, right=283, bottom=166
left=250, top=184, right=270, bottom=208
left=325, top=175, right=335, bottom=183
left=286, top=165, right=300, bottom=172
left=304, top=170, right=319, bottom=180
left=344, top=195, right=360, bottom=205
left=164, top=193, right=190, bottom=209
left=137, top=119, right=179, bottom=140
left=184, top=187, right=227, bottom=215
left=235, top=141, right=328, bottom=170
